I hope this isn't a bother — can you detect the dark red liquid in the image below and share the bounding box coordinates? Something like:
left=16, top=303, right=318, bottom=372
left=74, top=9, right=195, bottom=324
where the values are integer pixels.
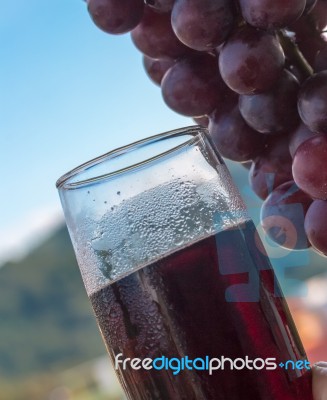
left=90, top=221, right=312, bottom=400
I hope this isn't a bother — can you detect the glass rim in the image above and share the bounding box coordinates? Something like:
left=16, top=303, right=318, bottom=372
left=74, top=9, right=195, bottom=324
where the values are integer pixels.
left=56, top=125, right=208, bottom=190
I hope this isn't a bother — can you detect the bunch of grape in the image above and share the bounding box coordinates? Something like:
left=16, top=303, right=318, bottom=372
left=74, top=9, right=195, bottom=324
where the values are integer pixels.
left=86, top=0, right=327, bottom=256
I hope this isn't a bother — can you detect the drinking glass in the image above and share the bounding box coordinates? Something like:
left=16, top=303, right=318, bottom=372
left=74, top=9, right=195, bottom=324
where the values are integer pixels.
left=56, top=126, right=312, bottom=400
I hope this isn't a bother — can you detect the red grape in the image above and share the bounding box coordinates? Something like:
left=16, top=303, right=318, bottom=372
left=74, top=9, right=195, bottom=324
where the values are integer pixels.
left=161, top=53, right=225, bottom=117
left=87, top=0, right=144, bottom=34
left=145, top=0, right=174, bottom=13
left=289, top=123, right=317, bottom=157
left=292, top=135, right=327, bottom=200
left=239, top=70, right=300, bottom=134
left=304, top=200, right=327, bottom=255
left=143, top=56, right=175, bottom=86
left=131, top=7, right=191, bottom=60
left=298, top=71, right=327, bottom=133
left=208, top=105, right=267, bottom=162
left=261, top=181, right=312, bottom=250
left=219, top=25, right=285, bottom=95
left=238, top=0, right=306, bottom=30
left=171, top=0, right=235, bottom=51
left=249, top=136, right=293, bottom=200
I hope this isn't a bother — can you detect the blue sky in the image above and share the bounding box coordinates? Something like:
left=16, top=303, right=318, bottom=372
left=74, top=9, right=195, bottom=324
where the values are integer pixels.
left=0, top=0, right=190, bottom=263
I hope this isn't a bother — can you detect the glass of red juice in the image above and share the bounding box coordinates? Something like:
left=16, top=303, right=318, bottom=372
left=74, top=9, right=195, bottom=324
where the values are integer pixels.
left=56, top=126, right=312, bottom=399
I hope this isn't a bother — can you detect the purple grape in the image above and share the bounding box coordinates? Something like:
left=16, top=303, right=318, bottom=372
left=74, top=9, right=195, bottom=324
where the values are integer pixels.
left=131, top=7, right=191, bottom=60
left=292, top=135, right=327, bottom=200
left=171, top=0, right=235, bottom=51
left=219, top=26, right=285, bottom=95
left=87, top=0, right=144, bottom=34
left=238, top=0, right=306, bottom=30
left=239, top=70, right=300, bottom=134
left=289, top=123, right=317, bottom=157
left=298, top=71, right=327, bottom=133
left=145, top=0, right=175, bottom=13
left=161, top=53, right=225, bottom=117
left=208, top=105, right=267, bottom=162
left=261, top=181, right=312, bottom=250
left=143, top=56, right=175, bottom=86
left=249, top=136, right=293, bottom=200
left=304, top=200, right=327, bottom=255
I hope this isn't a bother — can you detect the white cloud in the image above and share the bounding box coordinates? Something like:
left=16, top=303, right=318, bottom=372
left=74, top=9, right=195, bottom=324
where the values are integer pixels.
left=0, top=205, right=64, bottom=266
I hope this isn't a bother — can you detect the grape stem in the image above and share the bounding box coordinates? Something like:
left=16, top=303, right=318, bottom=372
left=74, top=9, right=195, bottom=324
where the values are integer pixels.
left=278, top=30, right=314, bottom=78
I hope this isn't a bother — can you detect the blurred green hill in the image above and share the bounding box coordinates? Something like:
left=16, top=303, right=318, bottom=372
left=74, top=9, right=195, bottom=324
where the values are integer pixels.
left=0, top=225, right=105, bottom=379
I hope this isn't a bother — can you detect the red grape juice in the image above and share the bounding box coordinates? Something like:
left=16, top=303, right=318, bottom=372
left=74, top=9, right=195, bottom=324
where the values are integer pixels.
left=90, top=220, right=312, bottom=400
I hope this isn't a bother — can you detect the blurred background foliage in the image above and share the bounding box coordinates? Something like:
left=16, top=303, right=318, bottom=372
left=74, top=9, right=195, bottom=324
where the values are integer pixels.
left=0, top=226, right=124, bottom=399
